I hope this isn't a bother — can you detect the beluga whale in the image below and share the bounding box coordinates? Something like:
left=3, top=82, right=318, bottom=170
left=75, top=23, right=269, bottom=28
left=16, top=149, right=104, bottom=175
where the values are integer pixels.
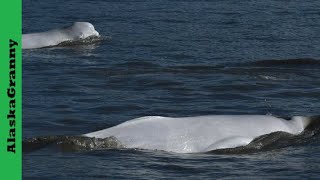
left=22, top=22, right=100, bottom=49
left=84, top=115, right=319, bottom=153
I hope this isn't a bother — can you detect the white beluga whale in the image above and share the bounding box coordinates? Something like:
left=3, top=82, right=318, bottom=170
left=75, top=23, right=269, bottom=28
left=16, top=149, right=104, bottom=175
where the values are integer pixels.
left=22, top=22, right=100, bottom=49
left=84, top=115, right=314, bottom=153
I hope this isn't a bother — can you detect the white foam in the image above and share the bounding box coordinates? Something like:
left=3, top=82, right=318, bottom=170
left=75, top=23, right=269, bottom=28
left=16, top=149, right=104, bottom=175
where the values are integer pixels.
left=84, top=115, right=309, bottom=153
left=22, top=22, right=100, bottom=49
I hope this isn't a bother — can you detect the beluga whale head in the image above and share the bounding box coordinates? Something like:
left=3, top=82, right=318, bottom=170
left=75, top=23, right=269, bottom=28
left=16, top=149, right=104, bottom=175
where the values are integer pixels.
left=22, top=21, right=101, bottom=49
left=67, top=22, right=100, bottom=39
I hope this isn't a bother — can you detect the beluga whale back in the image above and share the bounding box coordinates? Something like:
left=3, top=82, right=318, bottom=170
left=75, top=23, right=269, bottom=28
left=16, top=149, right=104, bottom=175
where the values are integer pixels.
left=84, top=115, right=315, bottom=153
left=22, top=22, right=100, bottom=49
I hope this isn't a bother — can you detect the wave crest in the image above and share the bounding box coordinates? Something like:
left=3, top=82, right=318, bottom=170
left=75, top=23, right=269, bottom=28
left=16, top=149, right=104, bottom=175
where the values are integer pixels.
left=211, top=128, right=320, bottom=154
left=23, top=136, right=123, bottom=153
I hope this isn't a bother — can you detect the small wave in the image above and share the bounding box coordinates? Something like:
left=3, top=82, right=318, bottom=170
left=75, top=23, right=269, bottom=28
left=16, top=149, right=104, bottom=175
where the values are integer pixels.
left=211, top=131, right=296, bottom=154
left=258, top=75, right=287, bottom=81
left=56, top=35, right=110, bottom=48
left=164, top=64, right=224, bottom=74
left=248, top=58, right=320, bottom=67
left=211, top=123, right=320, bottom=154
left=116, top=61, right=161, bottom=69
left=160, top=58, right=320, bottom=75
left=23, top=136, right=123, bottom=153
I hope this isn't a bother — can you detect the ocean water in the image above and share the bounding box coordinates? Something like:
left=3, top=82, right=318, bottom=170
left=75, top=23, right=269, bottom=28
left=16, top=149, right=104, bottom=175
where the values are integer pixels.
left=23, top=0, right=320, bottom=179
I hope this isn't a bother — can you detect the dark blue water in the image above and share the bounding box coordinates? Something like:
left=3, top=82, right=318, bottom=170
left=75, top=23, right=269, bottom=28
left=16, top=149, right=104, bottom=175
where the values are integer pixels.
left=23, top=0, right=320, bottom=179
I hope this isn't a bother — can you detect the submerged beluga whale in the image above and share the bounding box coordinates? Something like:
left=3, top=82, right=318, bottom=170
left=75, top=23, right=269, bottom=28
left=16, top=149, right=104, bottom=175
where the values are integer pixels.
left=22, top=22, right=100, bottom=49
left=84, top=115, right=318, bottom=153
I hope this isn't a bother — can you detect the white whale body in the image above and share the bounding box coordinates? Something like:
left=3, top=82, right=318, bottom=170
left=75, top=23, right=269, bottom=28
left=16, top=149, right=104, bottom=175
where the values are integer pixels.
left=22, top=22, right=100, bottom=49
left=84, top=115, right=311, bottom=153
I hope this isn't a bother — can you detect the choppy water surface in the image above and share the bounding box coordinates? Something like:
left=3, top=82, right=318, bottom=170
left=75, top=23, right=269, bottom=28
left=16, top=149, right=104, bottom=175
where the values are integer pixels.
left=23, top=0, right=320, bottom=179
